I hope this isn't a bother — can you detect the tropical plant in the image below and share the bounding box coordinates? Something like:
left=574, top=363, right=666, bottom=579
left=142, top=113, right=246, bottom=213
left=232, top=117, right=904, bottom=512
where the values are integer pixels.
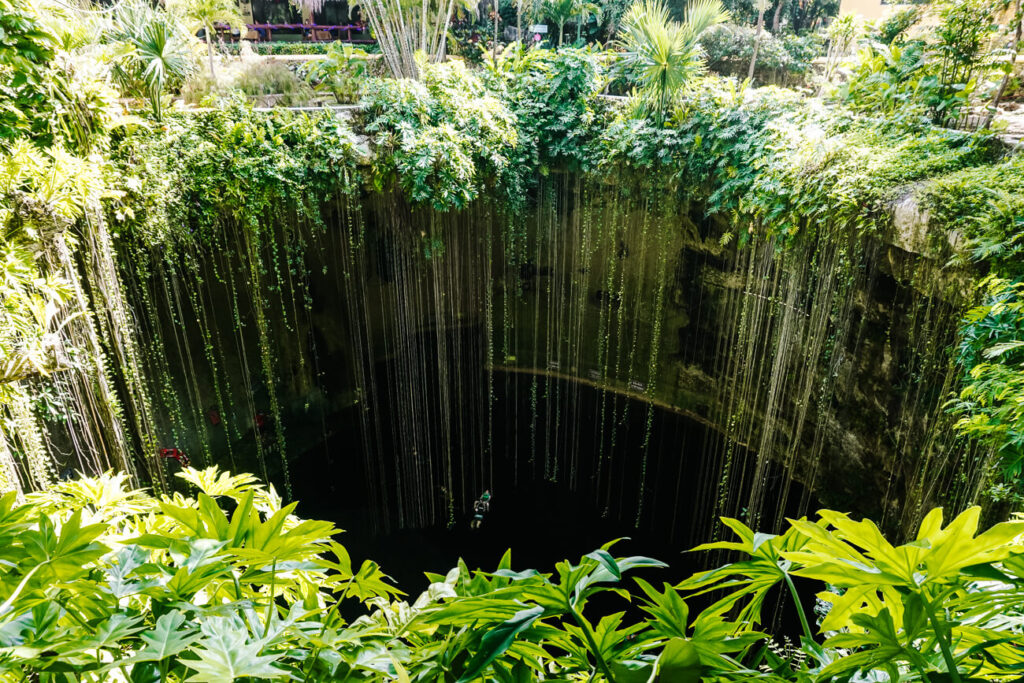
left=0, top=0, right=57, bottom=146
left=302, top=42, right=370, bottom=103
left=0, top=234, right=76, bottom=388
left=361, top=57, right=518, bottom=209
left=720, top=0, right=838, bottom=31
left=699, top=22, right=820, bottom=82
left=168, top=0, right=245, bottom=80
left=921, top=155, right=1024, bottom=500
left=837, top=41, right=934, bottom=119
left=949, top=278, right=1024, bottom=500
left=235, top=60, right=314, bottom=105
left=931, top=0, right=1001, bottom=126
left=541, top=0, right=603, bottom=45
left=982, top=0, right=1023, bottom=129
left=0, top=467, right=400, bottom=681
left=575, top=0, right=603, bottom=42
left=106, top=0, right=195, bottom=119
left=683, top=507, right=1024, bottom=681
left=0, top=468, right=1022, bottom=682
left=617, top=0, right=728, bottom=122
left=497, top=45, right=605, bottom=176
left=0, top=139, right=110, bottom=389
left=822, top=11, right=862, bottom=81
left=874, top=5, right=922, bottom=46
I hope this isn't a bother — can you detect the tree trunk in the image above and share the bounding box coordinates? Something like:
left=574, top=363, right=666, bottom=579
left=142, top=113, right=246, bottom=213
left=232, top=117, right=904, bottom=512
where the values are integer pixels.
left=206, top=33, right=216, bottom=81
left=494, top=0, right=499, bottom=59
left=748, top=7, right=765, bottom=81
left=558, top=20, right=564, bottom=45
left=982, top=0, right=1023, bottom=129
left=517, top=0, right=522, bottom=43
left=421, top=0, right=429, bottom=52
left=771, top=0, right=783, bottom=32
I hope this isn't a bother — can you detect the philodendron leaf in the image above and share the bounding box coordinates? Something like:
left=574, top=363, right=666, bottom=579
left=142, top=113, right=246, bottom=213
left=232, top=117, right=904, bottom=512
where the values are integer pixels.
left=585, top=549, right=622, bottom=580
left=657, top=638, right=701, bottom=683
left=182, top=616, right=286, bottom=682
left=456, top=605, right=545, bottom=683
left=75, top=613, right=145, bottom=652
left=128, top=661, right=162, bottom=683
left=132, top=611, right=199, bottom=662
left=610, top=658, right=656, bottom=683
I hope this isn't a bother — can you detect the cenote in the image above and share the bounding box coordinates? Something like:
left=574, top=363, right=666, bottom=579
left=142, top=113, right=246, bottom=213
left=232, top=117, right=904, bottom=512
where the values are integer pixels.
left=5, top=5, right=1024, bottom=676
left=291, top=371, right=816, bottom=589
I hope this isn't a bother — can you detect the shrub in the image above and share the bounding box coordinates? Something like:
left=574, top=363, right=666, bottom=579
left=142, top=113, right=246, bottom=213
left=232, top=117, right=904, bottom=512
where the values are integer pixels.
left=1, top=468, right=1022, bottom=681
left=301, top=42, right=369, bottom=104
left=234, top=60, right=314, bottom=105
left=223, top=40, right=380, bottom=55
left=874, top=5, right=923, bottom=46
left=361, top=57, right=519, bottom=210
left=180, top=68, right=225, bottom=104
left=698, top=24, right=823, bottom=85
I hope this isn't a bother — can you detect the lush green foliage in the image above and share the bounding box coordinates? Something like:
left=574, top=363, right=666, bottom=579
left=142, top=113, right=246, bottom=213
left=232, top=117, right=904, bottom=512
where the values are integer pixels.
left=497, top=46, right=607, bottom=177
left=835, top=0, right=1006, bottom=128
left=110, top=104, right=360, bottom=249
left=169, top=0, right=245, bottom=80
left=106, top=0, right=196, bottom=120
left=925, top=156, right=1024, bottom=500
left=0, top=144, right=103, bottom=388
left=221, top=42, right=381, bottom=56
left=0, top=470, right=1021, bottom=681
left=361, top=58, right=518, bottom=210
left=542, top=0, right=603, bottom=46
left=601, top=84, right=992, bottom=241
left=0, top=468, right=399, bottom=681
left=717, top=0, right=838, bottom=32
left=836, top=42, right=940, bottom=121
left=950, top=278, right=1024, bottom=500
left=4, top=2, right=1024, bottom=678
left=104, top=40, right=1023, bottom=509
left=699, top=23, right=823, bottom=83
left=873, top=6, right=923, bottom=47
left=0, top=0, right=56, bottom=145
left=302, top=43, right=371, bottom=104
left=234, top=60, right=315, bottom=105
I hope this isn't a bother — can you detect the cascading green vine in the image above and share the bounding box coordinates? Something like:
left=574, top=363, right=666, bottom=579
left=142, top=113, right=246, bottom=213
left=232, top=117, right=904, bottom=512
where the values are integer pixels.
left=107, top=102, right=363, bottom=498
left=922, top=156, right=1024, bottom=503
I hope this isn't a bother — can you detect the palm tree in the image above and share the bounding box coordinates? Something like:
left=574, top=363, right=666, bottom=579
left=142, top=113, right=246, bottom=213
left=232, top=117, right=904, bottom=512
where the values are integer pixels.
left=168, top=0, right=244, bottom=80
left=542, top=0, right=576, bottom=45
left=107, top=1, right=195, bottom=119
left=618, top=0, right=728, bottom=123
left=542, top=0, right=602, bottom=45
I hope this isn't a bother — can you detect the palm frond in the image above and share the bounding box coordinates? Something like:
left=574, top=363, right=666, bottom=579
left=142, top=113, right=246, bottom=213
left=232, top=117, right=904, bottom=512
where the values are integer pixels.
left=682, top=0, right=728, bottom=38
left=618, top=0, right=724, bottom=121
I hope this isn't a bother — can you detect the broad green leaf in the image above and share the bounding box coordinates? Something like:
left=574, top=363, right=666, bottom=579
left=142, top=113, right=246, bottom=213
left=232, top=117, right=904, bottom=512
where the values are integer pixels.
left=132, top=611, right=199, bottom=662
left=657, top=638, right=701, bottom=682
left=456, top=605, right=544, bottom=682
left=182, top=617, right=286, bottom=682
